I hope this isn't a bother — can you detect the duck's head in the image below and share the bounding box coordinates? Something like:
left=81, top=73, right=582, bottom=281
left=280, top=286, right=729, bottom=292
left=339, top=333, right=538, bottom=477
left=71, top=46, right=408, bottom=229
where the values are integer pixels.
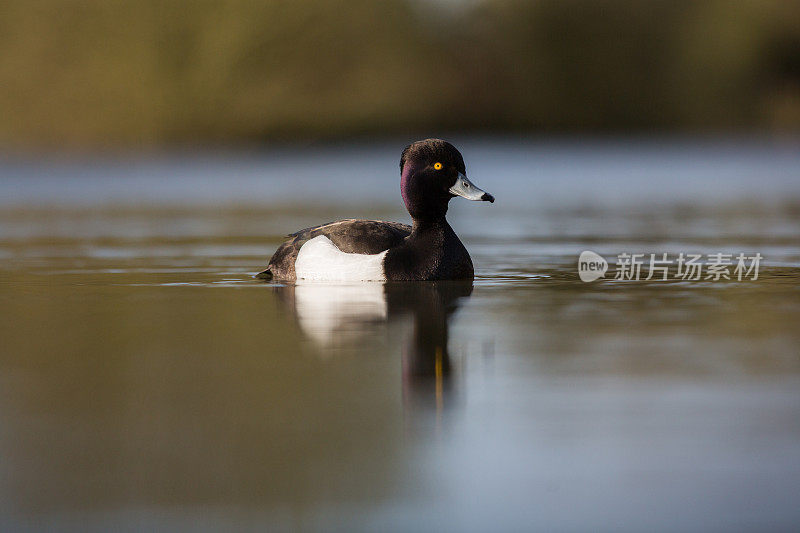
left=400, top=139, right=494, bottom=222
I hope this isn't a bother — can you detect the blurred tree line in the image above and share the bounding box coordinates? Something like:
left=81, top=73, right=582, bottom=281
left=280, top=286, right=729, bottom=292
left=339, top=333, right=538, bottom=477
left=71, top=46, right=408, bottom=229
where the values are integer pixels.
left=0, top=0, right=798, bottom=149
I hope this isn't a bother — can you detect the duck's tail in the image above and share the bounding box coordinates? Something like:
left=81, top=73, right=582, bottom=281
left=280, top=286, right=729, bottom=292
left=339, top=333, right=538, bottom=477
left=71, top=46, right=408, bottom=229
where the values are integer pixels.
left=255, top=268, right=273, bottom=280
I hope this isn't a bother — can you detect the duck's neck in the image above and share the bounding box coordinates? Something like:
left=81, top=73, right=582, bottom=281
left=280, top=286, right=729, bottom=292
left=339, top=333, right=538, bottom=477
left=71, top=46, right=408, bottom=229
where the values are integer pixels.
left=410, top=216, right=450, bottom=237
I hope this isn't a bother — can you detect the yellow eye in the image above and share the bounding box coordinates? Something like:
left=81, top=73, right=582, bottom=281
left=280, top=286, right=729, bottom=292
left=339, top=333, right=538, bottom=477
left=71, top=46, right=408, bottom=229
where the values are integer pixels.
left=433, top=162, right=443, bottom=170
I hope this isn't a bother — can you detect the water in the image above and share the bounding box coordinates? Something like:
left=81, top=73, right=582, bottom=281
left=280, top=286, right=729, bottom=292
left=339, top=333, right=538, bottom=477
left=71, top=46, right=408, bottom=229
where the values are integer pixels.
left=1, top=139, right=800, bottom=531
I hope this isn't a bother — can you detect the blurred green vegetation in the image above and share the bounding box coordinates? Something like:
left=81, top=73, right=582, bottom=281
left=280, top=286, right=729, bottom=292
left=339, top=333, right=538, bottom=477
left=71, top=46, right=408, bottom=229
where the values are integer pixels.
left=1, top=0, right=799, bottom=149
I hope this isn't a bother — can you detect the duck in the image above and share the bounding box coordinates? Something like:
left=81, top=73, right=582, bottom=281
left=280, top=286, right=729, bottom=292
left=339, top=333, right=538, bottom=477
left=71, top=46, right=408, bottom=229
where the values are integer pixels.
left=256, top=139, right=494, bottom=281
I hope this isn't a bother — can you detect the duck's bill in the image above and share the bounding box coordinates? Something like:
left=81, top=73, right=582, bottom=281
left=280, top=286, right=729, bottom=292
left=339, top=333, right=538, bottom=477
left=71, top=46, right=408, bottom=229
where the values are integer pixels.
left=449, top=172, right=494, bottom=203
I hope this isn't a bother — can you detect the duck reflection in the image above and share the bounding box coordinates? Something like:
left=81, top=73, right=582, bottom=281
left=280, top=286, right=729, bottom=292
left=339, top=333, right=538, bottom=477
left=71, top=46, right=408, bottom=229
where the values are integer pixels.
left=273, top=280, right=473, bottom=407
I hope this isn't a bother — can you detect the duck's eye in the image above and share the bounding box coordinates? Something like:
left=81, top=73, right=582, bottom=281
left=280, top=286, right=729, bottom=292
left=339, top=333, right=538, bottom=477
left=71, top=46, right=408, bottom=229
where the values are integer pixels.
left=433, top=162, right=443, bottom=170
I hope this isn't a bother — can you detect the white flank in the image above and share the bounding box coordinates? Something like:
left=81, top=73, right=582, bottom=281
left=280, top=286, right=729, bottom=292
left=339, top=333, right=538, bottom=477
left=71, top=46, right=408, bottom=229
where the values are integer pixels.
left=294, top=235, right=387, bottom=281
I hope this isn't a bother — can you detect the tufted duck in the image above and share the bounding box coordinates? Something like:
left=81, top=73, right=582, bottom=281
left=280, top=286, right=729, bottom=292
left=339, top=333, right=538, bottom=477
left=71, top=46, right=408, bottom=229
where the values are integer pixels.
left=256, top=139, right=494, bottom=281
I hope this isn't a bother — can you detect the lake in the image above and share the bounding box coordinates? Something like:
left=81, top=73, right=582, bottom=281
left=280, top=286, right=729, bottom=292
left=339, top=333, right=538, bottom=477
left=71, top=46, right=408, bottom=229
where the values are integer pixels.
left=1, top=138, right=800, bottom=531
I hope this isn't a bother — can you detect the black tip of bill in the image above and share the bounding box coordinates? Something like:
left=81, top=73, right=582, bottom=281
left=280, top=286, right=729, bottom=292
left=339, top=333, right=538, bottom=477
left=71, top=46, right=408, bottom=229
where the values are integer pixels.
left=481, top=193, right=495, bottom=203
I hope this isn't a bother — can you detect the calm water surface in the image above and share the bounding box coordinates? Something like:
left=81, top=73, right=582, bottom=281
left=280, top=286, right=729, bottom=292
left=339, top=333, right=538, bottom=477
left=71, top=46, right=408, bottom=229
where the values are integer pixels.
left=1, top=140, right=800, bottom=531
